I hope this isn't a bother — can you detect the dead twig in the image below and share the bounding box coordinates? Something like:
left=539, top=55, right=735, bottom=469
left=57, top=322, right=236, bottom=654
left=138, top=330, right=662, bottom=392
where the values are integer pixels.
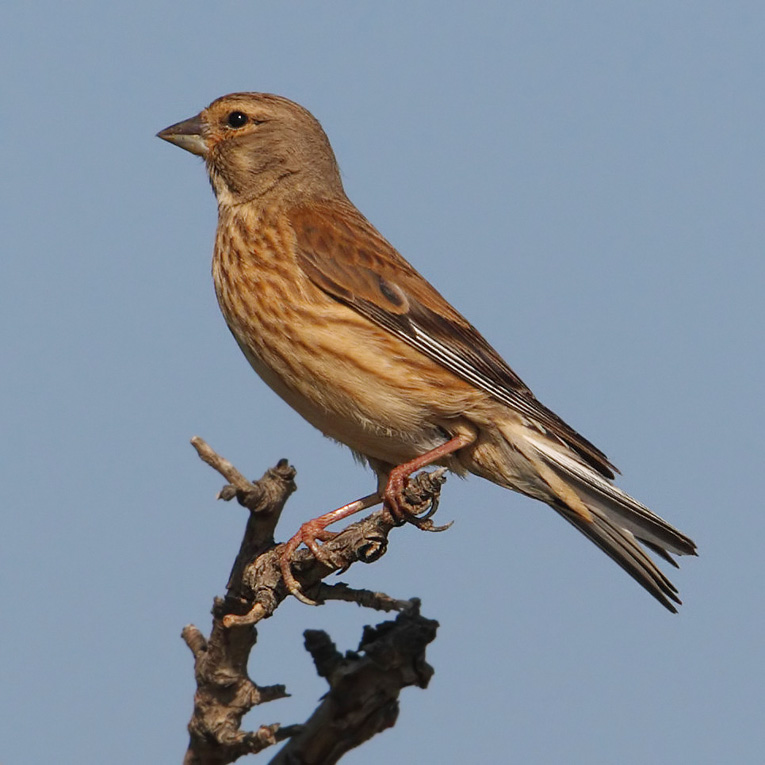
left=182, top=439, right=443, bottom=764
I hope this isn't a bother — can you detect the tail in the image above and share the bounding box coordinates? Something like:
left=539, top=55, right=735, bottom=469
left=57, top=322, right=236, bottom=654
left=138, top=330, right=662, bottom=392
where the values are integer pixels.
left=491, top=426, right=698, bottom=612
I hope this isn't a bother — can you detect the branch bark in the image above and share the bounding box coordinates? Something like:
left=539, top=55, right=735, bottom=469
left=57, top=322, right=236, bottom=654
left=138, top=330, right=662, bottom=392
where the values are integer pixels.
left=270, top=602, right=437, bottom=765
left=181, top=438, right=442, bottom=764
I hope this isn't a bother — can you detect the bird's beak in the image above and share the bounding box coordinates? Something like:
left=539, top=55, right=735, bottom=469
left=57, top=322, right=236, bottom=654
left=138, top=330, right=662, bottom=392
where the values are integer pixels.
left=156, top=113, right=208, bottom=157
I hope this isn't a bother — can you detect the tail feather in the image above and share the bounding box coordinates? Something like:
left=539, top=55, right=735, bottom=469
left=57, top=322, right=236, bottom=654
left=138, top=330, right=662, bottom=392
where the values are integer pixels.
left=551, top=499, right=682, bottom=612
left=494, top=430, right=697, bottom=612
left=529, top=437, right=697, bottom=558
left=641, top=539, right=681, bottom=569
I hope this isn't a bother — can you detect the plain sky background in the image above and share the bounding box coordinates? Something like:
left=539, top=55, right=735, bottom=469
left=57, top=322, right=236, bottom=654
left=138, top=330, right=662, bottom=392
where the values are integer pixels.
left=3, top=2, right=764, bottom=763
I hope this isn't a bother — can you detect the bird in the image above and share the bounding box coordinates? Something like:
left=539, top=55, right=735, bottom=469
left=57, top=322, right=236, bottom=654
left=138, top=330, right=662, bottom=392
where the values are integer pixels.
left=157, top=92, right=697, bottom=611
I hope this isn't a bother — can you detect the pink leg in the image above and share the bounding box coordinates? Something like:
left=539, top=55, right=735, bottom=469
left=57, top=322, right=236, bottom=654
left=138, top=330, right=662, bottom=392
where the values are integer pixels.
left=383, top=434, right=473, bottom=520
left=281, top=433, right=474, bottom=604
left=281, top=492, right=381, bottom=604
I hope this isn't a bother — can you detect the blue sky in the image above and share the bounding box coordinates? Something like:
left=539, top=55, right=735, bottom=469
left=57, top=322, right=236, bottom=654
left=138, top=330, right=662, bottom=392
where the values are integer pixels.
left=3, top=2, right=764, bottom=763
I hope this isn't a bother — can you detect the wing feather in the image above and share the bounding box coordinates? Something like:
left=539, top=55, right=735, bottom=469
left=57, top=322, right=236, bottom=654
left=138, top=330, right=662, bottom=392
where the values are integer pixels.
left=290, top=202, right=616, bottom=478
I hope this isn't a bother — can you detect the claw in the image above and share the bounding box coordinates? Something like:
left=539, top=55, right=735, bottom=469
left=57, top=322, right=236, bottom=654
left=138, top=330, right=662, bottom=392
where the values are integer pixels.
left=411, top=517, right=454, bottom=533
left=280, top=535, right=318, bottom=605
left=384, top=467, right=450, bottom=531
left=278, top=452, right=458, bottom=605
left=280, top=522, right=339, bottom=605
left=279, top=492, right=382, bottom=604
left=403, top=485, right=440, bottom=523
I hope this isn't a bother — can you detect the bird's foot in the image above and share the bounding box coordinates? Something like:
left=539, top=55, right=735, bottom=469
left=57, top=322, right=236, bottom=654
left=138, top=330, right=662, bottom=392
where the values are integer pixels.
left=280, top=522, right=340, bottom=605
left=280, top=492, right=382, bottom=605
left=384, top=468, right=452, bottom=532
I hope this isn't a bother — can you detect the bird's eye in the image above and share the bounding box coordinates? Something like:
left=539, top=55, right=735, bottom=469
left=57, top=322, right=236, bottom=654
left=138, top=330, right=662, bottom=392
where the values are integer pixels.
left=226, top=111, right=249, bottom=128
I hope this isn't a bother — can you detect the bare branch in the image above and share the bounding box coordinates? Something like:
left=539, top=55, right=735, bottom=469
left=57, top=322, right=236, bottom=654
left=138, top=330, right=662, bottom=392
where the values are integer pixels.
left=269, top=603, right=438, bottom=765
left=316, top=582, right=416, bottom=613
left=182, top=440, right=443, bottom=763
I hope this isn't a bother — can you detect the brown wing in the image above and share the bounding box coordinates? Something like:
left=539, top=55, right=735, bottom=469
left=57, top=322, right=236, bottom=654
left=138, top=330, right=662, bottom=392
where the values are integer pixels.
left=289, top=201, right=617, bottom=479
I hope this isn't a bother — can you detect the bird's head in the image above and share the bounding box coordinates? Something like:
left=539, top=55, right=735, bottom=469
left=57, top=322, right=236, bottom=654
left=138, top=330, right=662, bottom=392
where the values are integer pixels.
left=157, top=92, right=344, bottom=207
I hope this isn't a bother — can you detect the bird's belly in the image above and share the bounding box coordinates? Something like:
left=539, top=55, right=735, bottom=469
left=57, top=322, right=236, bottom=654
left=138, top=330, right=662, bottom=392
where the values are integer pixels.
left=222, top=294, right=488, bottom=468
left=239, top=340, right=450, bottom=465
left=214, top=250, right=490, bottom=467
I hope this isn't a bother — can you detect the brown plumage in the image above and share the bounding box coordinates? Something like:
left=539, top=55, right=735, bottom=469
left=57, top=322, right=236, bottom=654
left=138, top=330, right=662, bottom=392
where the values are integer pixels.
left=158, top=92, right=697, bottom=610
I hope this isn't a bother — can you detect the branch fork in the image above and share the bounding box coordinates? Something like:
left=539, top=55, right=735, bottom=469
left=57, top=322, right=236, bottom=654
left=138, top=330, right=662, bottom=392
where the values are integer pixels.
left=182, top=437, right=444, bottom=763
